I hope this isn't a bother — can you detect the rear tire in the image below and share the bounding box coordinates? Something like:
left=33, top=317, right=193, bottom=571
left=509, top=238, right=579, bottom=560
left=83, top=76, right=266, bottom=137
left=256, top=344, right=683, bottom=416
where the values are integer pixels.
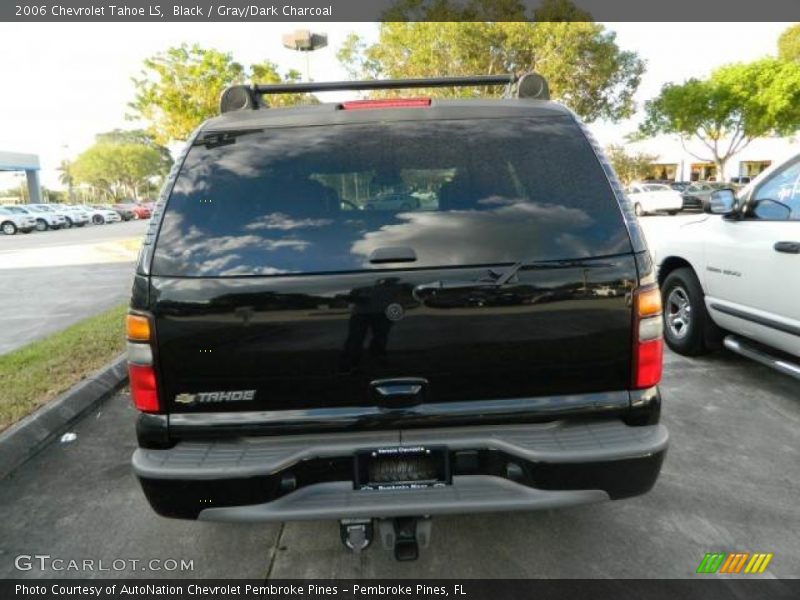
left=35, top=219, right=48, bottom=232
left=661, top=267, right=713, bottom=356
left=64, top=217, right=73, bottom=228
left=2, top=221, right=17, bottom=235
left=92, top=215, right=104, bottom=225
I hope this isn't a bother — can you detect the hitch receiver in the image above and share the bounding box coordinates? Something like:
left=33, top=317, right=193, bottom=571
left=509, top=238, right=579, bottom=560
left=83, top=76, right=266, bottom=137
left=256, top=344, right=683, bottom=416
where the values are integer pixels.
left=378, top=516, right=433, bottom=561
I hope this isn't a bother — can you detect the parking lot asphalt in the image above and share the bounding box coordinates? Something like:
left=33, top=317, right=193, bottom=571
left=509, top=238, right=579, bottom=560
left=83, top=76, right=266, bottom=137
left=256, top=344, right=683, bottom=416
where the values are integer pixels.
left=1, top=346, right=798, bottom=579
left=0, top=220, right=147, bottom=354
left=0, top=219, right=148, bottom=252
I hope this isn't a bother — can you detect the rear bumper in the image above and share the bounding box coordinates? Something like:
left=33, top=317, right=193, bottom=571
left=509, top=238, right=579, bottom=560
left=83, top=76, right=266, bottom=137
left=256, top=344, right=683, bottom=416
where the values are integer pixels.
left=133, top=420, right=668, bottom=521
left=197, top=478, right=609, bottom=522
left=681, top=196, right=703, bottom=210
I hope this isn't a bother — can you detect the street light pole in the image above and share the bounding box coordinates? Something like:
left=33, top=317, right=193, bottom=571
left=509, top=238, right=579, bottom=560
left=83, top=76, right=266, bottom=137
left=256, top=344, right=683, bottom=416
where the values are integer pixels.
left=281, top=29, right=328, bottom=82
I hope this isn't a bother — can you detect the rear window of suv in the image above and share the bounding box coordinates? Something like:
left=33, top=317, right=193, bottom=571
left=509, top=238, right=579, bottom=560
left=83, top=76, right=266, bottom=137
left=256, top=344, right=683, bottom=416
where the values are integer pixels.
left=152, top=115, right=632, bottom=277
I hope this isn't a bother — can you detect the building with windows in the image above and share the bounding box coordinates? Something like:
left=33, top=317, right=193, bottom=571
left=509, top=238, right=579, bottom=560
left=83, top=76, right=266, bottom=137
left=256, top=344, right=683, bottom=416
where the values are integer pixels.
left=626, top=134, right=797, bottom=183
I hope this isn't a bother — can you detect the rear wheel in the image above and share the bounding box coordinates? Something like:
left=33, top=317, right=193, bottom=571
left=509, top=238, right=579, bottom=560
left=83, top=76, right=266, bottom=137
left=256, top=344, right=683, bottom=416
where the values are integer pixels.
left=35, top=219, right=48, bottom=232
left=661, top=267, right=712, bottom=356
left=2, top=221, right=17, bottom=235
left=92, top=214, right=104, bottom=225
left=64, top=217, right=73, bottom=228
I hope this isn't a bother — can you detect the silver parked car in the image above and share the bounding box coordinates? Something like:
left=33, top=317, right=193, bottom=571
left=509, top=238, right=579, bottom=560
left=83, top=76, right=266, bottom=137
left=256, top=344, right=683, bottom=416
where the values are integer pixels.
left=0, top=206, right=37, bottom=234
left=58, top=205, right=93, bottom=227
left=3, top=205, right=66, bottom=231
left=79, top=204, right=122, bottom=225
left=29, top=203, right=88, bottom=228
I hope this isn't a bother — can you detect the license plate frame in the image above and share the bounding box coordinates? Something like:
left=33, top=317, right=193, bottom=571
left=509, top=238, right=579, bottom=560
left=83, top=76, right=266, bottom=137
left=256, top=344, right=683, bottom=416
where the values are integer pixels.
left=354, top=445, right=451, bottom=491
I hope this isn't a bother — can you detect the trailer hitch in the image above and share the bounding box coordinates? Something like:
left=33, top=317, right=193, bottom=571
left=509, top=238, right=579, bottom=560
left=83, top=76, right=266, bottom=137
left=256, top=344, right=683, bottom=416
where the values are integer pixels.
left=378, top=516, right=433, bottom=561
left=341, top=516, right=432, bottom=560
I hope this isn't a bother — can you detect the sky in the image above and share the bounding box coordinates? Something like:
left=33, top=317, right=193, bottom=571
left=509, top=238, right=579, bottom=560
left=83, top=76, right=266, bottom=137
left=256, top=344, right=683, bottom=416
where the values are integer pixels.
left=0, top=21, right=791, bottom=190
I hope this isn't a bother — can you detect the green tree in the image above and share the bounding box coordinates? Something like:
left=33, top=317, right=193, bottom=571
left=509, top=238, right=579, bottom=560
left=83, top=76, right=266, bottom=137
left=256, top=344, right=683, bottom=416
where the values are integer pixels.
left=639, top=58, right=800, bottom=177
left=129, top=44, right=313, bottom=144
left=778, top=23, right=800, bottom=62
left=95, top=129, right=173, bottom=177
left=71, top=133, right=169, bottom=201
left=605, top=145, right=658, bottom=185
left=43, top=188, right=66, bottom=204
left=337, top=1, right=644, bottom=123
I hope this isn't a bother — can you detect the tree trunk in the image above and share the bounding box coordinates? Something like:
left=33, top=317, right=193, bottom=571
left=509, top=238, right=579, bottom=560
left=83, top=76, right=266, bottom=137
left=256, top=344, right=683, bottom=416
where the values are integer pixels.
left=714, top=158, right=726, bottom=183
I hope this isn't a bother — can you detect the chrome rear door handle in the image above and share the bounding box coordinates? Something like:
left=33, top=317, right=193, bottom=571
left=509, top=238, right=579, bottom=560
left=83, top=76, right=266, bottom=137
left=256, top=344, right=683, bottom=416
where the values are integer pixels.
left=371, top=377, right=428, bottom=398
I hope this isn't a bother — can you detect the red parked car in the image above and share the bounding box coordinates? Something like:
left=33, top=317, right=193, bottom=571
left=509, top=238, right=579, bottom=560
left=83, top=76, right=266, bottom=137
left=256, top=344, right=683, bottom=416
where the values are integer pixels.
left=117, top=202, right=152, bottom=219
left=132, top=204, right=152, bottom=219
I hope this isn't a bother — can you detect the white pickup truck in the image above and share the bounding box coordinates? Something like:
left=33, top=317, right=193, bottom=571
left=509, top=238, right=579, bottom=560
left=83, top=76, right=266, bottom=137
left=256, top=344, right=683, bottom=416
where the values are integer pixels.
left=654, top=153, right=800, bottom=380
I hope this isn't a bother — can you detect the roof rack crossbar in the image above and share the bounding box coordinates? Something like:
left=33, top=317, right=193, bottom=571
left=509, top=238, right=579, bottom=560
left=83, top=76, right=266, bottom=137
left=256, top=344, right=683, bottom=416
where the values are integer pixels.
left=218, top=73, right=549, bottom=114
left=252, top=74, right=516, bottom=95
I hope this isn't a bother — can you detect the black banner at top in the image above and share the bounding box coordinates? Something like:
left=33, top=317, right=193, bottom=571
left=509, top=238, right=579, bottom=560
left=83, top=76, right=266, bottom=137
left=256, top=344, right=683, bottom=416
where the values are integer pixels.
left=2, top=0, right=799, bottom=22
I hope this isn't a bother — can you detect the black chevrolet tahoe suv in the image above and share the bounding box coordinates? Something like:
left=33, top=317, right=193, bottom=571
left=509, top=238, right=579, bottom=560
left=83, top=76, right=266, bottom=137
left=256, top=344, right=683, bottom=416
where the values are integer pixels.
left=127, top=74, right=668, bottom=560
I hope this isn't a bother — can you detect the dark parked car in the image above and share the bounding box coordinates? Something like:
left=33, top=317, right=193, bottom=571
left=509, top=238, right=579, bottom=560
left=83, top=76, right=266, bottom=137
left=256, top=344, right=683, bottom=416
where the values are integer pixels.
left=108, top=203, right=136, bottom=221
left=681, top=181, right=733, bottom=211
left=92, top=203, right=134, bottom=221
left=669, top=181, right=691, bottom=192
left=127, top=74, right=668, bottom=561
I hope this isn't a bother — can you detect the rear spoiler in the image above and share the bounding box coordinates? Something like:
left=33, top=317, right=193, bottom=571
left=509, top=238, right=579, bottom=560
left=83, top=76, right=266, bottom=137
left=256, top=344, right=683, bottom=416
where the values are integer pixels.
left=219, top=72, right=549, bottom=113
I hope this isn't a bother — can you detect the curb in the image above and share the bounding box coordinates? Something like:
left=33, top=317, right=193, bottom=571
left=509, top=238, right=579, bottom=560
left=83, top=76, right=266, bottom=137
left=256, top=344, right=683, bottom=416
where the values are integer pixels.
left=0, top=354, right=128, bottom=479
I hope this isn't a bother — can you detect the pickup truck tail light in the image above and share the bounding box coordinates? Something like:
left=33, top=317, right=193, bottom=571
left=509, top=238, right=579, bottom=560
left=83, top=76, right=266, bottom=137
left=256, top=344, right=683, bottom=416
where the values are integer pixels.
left=632, top=286, right=664, bottom=389
left=126, top=313, right=160, bottom=413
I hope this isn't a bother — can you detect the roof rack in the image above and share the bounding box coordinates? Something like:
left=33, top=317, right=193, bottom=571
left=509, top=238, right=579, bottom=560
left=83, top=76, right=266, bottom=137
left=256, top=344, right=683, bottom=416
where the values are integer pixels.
left=219, top=72, right=549, bottom=113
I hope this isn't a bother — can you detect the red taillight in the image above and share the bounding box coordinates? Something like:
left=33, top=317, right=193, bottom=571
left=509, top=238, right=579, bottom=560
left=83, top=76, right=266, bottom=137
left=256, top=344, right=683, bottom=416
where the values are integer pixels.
left=633, top=338, right=663, bottom=388
left=341, top=98, right=431, bottom=110
left=632, top=285, right=664, bottom=389
left=129, top=364, right=160, bottom=413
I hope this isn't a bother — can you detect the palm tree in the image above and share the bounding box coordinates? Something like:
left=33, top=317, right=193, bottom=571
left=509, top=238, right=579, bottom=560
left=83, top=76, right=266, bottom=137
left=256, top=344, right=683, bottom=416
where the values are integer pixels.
left=58, top=160, right=74, bottom=203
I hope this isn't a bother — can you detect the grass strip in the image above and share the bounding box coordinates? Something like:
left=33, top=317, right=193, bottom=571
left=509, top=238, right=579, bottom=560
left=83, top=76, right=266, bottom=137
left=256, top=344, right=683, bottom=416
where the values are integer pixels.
left=0, top=304, right=127, bottom=432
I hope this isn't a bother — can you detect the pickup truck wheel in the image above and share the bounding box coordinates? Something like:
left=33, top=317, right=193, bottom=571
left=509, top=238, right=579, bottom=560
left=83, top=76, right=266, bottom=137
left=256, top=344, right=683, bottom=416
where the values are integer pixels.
left=661, top=267, right=710, bottom=356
